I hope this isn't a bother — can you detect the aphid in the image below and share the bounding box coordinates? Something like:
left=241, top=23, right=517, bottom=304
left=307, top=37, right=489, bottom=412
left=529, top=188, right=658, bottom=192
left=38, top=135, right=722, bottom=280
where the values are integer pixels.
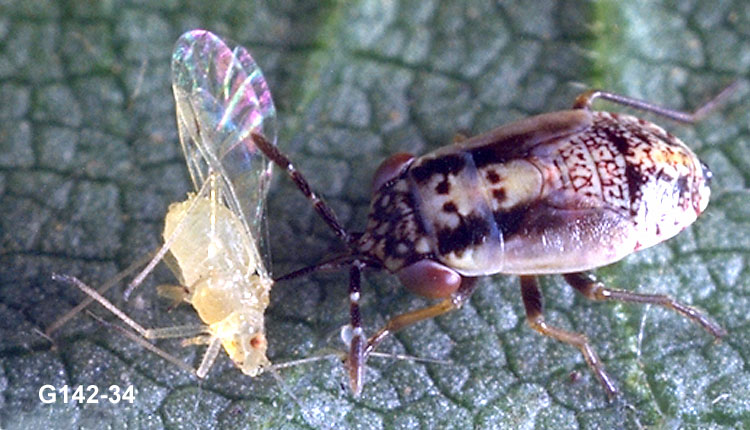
left=252, top=84, right=734, bottom=398
left=49, top=29, right=277, bottom=378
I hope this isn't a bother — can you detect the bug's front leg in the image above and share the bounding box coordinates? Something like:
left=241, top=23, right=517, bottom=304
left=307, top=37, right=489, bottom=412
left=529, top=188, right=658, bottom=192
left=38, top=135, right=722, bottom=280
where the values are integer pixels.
left=346, top=262, right=367, bottom=396
left=520, top=275, right=618, bottom=399
left=345, top=277, right=479, bottom=395
left=563, top=272, right=727, bottom=338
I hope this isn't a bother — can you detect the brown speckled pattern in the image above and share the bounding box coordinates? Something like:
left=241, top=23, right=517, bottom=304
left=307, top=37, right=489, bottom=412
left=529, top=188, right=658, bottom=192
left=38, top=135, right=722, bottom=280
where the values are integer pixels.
left=357, top=109, right=709, bottom=275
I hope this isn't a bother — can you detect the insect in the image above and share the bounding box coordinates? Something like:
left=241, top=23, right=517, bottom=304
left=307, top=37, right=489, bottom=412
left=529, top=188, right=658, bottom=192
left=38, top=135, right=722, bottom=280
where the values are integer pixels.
left=48, top=29, right=277, bottom=379
left=251, top=83, right=734, bottom=398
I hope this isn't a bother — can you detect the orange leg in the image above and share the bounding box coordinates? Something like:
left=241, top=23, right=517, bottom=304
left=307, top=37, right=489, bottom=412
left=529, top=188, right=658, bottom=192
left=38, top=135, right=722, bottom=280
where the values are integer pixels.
left=520, top=275, right=618, bottom=399
left=344, top=277, right=479, bottom=395
left=563, top=272, right=726, bottom=338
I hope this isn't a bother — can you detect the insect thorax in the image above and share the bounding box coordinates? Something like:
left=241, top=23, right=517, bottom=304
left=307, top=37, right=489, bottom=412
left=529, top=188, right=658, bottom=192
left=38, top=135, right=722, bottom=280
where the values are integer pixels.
left=357, top=176, right=434, bottom=272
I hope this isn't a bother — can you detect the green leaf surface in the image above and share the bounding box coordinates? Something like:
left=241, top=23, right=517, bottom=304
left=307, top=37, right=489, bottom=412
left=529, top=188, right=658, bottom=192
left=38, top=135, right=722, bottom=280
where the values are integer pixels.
left=1, top=1, right=749, bottom=429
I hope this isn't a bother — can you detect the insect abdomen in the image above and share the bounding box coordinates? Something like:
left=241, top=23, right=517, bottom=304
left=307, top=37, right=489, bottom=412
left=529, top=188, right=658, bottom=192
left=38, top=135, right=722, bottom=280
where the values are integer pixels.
left=366, top=109, right=710, bottom=277
left=163, top=196, right=272, bottom=375
left=542, top=111, right=709, bottom=253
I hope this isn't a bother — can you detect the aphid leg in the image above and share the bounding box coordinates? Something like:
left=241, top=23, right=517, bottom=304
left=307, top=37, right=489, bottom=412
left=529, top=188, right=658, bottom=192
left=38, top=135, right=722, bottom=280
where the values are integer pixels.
left=54, top=274, right=209, bottom=339
left=45, top=252, right=155, bottom=336
left=124, top=174, right=214, bottom=300
left=251, top=132, right=352, bottom=245
left=85, top=311, right=198, bottom=376
left=51, top=273, right=222, bottom=376
left=49, top=171, right=214, bottom=334
left=156, top=284, right=189, bottom=310
left=572, top=81, right=738, bottom=123
left=519, top=275, right=618, bottom=399
left=195, top=336, right=223, bottom=378
left=563, top=272, right=727, bottom=338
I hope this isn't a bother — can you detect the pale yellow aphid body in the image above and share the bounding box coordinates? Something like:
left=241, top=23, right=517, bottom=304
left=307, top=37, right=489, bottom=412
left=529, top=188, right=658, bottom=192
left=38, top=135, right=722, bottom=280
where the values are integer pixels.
left=162, top=191, right=272, bottom=376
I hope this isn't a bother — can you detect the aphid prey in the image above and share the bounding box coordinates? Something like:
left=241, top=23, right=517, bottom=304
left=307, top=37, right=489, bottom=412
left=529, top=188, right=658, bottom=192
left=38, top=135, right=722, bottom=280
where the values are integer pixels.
left=50, top=29, right=278, bottom=378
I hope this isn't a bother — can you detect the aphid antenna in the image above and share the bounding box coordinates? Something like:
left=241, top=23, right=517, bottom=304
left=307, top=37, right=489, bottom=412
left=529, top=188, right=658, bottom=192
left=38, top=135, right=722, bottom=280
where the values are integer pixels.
left=123, top=175, right=215, bottom=300
left=266, top=354, right=342, bottom=370
left=32, top=327, right=55, bottom=346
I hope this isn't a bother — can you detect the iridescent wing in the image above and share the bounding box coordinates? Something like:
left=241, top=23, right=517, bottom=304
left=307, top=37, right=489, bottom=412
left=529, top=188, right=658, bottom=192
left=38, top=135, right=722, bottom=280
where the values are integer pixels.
left=171, top=30, right=277, bottom=270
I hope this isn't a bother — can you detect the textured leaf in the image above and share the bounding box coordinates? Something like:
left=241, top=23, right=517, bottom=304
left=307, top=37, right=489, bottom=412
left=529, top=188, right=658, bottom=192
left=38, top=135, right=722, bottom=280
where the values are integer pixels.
left=1, top=1, right=749, bottom=429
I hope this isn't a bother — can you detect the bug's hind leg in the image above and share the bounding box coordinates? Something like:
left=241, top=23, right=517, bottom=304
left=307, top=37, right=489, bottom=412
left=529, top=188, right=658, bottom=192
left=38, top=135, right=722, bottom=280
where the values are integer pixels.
left=520, top=275, right=617, bottom=399
left=563, top=272, right=726, bottom=338
left=572, top=81, right=737, bottom=123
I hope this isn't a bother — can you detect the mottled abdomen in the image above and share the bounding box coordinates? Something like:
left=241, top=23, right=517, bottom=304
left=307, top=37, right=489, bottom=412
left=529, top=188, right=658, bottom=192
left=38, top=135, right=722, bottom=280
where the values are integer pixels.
left=360, top=109, right=711, bottom=276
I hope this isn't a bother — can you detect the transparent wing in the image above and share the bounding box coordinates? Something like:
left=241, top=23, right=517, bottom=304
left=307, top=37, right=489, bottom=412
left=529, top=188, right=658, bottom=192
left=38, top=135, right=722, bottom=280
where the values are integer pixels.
left=171, top=29, right=277, bottom=271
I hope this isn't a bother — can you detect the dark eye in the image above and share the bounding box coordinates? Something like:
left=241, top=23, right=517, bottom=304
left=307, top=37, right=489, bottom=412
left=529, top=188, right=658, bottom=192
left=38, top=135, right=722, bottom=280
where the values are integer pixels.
left=701, top=161, right=712, bottom=186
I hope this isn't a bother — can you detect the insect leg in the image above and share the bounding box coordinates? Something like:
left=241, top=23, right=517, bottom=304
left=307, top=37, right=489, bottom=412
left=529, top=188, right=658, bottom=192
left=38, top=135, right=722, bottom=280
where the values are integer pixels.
left=54, top=274, right=210, bottom=339
left=195, top=336, right=223, bottom=378
left=572, top=81, right=738, bottom=123
left=346, top=262, right=366, bottom=396
left=45, top=252, right=155, bottom=336
left=52, top=274, right=223, bottom=376
left=85, top=311, right=198, bottom=376
left=251, top=132, right=352, bottom=245
left=123, top=173, right=214, bottom=300
left=357, top=278, right=479, bottom=376
left=563, top=272, right=727, bottom=338
left=520, top=275, right=617, bottom=399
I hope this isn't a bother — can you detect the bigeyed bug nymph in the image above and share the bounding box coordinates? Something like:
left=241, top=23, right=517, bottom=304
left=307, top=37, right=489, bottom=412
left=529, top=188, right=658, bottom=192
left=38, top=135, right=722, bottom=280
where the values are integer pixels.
left=253, top=81, right=735, bottom=399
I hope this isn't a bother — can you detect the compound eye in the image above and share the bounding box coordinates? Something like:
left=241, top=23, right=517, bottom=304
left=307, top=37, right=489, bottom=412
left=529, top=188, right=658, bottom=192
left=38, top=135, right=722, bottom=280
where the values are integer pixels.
left=372, top=152, right=415, bottom=193
left=396, top=260, right=461, bottom=299
left=250, top=333, right=267, bottom=350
